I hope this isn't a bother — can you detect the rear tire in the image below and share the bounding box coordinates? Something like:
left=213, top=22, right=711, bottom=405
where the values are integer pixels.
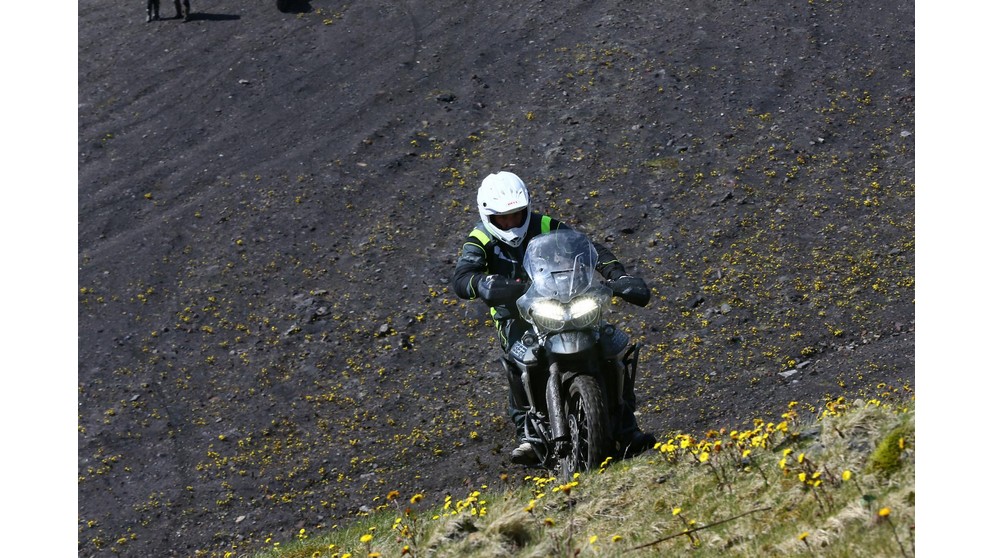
left=559, top=375, right=610, bottom=481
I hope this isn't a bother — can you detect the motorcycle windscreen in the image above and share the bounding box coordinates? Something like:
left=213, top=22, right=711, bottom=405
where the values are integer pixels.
left=523, top=229, right=599, bottom=302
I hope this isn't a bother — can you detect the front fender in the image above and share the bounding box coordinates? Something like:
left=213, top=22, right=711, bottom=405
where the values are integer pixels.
left=546, top=330, right=598, bottom=355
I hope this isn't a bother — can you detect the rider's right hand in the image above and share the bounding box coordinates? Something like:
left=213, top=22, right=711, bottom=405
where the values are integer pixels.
left=478, top=275, right=528, bottom=305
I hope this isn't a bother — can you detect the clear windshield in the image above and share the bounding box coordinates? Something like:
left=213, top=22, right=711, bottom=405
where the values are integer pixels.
left=522, top=229, right=598, bottom=302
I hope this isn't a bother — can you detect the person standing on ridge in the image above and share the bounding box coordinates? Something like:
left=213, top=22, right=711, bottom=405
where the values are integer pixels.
left=145, top=0, right=190, bottom=22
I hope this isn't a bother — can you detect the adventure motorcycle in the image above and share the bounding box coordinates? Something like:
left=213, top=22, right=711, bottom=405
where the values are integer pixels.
left=502, top=229, right=648, bottom=480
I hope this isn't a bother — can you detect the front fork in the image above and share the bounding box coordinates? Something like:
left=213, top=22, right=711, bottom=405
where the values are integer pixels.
left=546, top=362, right=566, bottom=441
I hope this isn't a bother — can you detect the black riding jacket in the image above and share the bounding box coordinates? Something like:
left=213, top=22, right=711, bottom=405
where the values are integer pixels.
left=451, top=211, right=627, bottom=322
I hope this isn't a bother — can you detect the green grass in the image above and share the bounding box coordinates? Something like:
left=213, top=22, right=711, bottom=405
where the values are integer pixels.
left=249, top=396, right=914, bottom=558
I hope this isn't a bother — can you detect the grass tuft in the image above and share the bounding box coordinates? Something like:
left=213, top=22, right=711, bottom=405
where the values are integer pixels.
left=868, top=423, right=914, bottom=476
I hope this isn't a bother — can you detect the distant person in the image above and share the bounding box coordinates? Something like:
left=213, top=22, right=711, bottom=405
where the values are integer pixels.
left=146, top=0, right=189, bottom=22
left=146, top=0, right=160, bottom=21
left=175, top=0, right=190, bottom=21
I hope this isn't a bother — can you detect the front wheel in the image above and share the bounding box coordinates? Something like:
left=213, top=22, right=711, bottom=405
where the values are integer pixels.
left=559, top=375, right=610, bottom=481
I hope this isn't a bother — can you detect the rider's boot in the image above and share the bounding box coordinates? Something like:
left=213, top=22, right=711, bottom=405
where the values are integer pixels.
left=610, top=357, right=657, bottom=456
left=510, top=402, right=538, bottom=465
left=511, top=440, right=538, bottom=465
left=503, top=357, right=539, bottom=465
left=616, top=409, right=656, bottom=456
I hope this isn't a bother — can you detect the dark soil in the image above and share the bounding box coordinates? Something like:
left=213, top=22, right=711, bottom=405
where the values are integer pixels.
left=77, top=1, right=915, bottom=556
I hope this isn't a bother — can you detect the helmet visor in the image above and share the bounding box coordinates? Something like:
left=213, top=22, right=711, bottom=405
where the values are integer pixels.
left=490, top=209, right=527, bottom=231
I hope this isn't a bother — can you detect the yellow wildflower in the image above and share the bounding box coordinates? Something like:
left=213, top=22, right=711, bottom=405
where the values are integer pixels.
left=879, top=508, right=891, bottom=517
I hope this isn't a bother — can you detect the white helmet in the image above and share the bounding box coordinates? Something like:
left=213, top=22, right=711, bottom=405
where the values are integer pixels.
left=477, top=171, right=532, bottom=247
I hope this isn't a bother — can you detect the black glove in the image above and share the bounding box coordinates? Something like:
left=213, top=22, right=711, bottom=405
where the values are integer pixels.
left=608, top=275, right=650, bottom=307
left=477, top=275, right=528, bottom=306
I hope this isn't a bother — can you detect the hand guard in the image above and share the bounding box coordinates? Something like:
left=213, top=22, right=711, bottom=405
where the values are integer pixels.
left=478, top=275, right=528, bottom=306
left=608, top=275, right=651, bottom=307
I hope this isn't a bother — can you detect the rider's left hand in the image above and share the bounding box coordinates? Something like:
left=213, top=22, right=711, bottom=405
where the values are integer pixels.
left=608, top=275, right=650, bottom=307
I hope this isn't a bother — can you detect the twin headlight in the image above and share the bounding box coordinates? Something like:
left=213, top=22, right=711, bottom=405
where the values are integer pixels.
left=529, top=296, right=601, bottom=331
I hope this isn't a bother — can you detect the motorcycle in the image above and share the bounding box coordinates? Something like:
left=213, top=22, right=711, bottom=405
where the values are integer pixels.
left=503, top=229, right=649, bottom=480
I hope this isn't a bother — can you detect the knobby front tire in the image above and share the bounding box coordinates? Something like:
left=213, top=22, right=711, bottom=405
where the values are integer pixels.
left=559, top=374, right=610, bottom=481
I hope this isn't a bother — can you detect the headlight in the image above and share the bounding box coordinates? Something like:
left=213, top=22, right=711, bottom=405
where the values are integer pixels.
left=529, top=297, right=601, bottom=331
left=569, top=296, right=601, bottom=328
left=531, top=300, right=566, bottom=331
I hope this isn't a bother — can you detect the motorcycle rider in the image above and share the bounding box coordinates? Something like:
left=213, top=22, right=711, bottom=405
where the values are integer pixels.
left=451, top=170, right=657, bottom=465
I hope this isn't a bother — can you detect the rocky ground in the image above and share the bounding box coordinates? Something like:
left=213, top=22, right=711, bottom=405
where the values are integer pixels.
left=76, top=1, right=914, bottom=556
